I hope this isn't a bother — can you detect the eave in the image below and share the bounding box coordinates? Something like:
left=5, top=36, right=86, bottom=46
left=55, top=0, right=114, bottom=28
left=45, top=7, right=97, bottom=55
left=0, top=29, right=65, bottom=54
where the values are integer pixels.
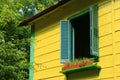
left=18, top=0, right=70, bottom=26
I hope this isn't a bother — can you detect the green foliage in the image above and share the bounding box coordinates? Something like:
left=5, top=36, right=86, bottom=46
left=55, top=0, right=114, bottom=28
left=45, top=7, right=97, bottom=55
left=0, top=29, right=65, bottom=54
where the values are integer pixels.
left=0, top=42, right=29, bottom=80
left=0, top=0, right=58, bottom=79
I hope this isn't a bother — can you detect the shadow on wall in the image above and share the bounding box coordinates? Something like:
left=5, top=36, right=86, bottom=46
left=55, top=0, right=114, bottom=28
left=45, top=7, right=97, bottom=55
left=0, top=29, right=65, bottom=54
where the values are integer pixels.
left=67, top=69, right=100, bottom=80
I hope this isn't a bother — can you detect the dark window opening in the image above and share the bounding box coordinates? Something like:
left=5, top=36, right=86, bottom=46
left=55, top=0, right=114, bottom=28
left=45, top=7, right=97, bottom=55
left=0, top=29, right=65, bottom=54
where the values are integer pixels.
left=70, top=12, right=93, bottom=59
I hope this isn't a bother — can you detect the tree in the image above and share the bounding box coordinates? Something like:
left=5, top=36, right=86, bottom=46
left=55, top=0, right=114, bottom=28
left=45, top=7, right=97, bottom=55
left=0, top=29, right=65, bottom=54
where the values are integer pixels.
left=0, top=1, right=30, bottom=79
left=0, top=0, right=58, bottom=79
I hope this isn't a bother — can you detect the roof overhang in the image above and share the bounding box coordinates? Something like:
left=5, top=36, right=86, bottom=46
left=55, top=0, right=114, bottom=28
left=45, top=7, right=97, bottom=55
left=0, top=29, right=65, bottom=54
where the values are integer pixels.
left=19, top=0, right=70, bottom=26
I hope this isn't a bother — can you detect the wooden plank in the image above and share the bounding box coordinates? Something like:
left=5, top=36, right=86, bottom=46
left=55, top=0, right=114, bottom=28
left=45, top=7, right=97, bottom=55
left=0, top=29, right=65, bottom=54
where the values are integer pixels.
left=98, top=0, right=112, bottom=16
left=98, top=12, right=112, bottom=27
left=100, top=78, right=114, bottom=80
left=35, top=33, right=60, bottom=49
left=114, top=19, right=120, bottom=31
left=34, top=64, right=47, bottom=73
left=42, top=59, right=62, bottom=69
left=115, top=53, right=120, bottom=65
left=99, top=45, right=112, bottom=57
left=115, top=31, right=120, bottom=42
left=34, top=66, right=63, bottom=79
left=34, top=41, right=60, bottom=56
left=99, top=34, right=112, bottom=48
left=117, top=76, right=120, bottom=80
left=115, top=0, right=120, bottom=9
left=116, top=65, right=120, bottom=76
left=34, top=48, right=40, bottom=57
left=33, top=75, right=39, bottom=80
left=35, top=26, right=60, bottom=41
left=35, top=22, right=59, bottom=35
left=98, top=55, right=114, bottom=68
left=34, top=50, right=60, bottom=63
left=115, top=42, right=120, bottom=54
left=99, top=67, right=114, bottom=78
left=114, top=8, right=120, bottom=20
left=44, top=75, right=65, bottom=80
left=34, top=59, right=62, bottom=71
left=99, top=23, right=112, bottom=37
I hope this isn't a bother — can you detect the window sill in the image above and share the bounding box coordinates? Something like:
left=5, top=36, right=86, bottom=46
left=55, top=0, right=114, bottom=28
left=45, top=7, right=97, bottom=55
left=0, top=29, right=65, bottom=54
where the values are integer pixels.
left=89, top=57, right=99, bottom=62
left=60, top=64, right=101, bottom=74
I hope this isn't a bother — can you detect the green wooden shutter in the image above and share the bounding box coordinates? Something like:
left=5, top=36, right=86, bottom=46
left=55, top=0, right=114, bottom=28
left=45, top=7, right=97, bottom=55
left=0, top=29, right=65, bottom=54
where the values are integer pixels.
left=60, top=20, right=72, bottom=63
left=90, top=5, right=99, bottom=56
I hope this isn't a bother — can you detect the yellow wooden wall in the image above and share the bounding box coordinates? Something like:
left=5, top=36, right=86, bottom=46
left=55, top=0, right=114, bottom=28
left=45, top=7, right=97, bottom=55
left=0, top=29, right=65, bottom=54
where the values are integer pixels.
left=98, top=0, right=120, bottom=79
left=34, top=23, right=65, bottom=80
left=68, top=0, right=120, bottom=80
left=33, top=0, right=120, bottom=80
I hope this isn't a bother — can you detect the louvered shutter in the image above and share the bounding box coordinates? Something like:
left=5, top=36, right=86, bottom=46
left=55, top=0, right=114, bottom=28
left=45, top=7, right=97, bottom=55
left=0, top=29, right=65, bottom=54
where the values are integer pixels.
left=90, top=5, right=99, bottom=56
left=60, top=20, right=72, bottom=63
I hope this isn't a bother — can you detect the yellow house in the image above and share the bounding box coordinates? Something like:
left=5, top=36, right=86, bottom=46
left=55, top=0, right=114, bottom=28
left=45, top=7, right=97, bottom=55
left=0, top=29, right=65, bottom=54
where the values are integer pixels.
left=19, top=0, right=120, bottom=80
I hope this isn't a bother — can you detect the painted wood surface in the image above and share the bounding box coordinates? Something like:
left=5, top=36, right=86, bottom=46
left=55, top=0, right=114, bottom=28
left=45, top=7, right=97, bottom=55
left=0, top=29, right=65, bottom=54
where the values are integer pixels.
left=98, top=0, right=120, bottom=80
left=34, top=23, right=65, bottom=80
left=32, top=0, right=120, bottom=80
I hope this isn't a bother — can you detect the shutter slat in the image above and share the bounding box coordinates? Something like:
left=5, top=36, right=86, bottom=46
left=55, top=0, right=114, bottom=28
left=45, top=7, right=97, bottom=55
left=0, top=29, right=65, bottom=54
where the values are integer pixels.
left=60, top=20, right=72, bottom=63
left=90, top=5, right=99, bottom=56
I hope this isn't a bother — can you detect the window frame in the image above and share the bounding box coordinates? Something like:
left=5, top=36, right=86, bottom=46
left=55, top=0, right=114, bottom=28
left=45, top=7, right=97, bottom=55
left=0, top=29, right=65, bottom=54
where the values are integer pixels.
left=68, top=9, right=90, bottom=60
left=60, top=5, right=99, bottom=63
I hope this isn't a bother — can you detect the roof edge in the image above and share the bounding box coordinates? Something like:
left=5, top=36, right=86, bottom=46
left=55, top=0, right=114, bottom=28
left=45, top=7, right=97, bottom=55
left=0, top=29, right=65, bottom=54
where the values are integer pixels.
left=18, top=0, right=70, bottom=27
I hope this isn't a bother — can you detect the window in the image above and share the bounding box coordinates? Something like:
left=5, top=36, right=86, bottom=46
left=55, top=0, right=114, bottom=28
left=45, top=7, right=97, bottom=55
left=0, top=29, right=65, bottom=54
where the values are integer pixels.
left=71, top=11, right=91, bottom=58
left=60, top=5, right=98, bottom=63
